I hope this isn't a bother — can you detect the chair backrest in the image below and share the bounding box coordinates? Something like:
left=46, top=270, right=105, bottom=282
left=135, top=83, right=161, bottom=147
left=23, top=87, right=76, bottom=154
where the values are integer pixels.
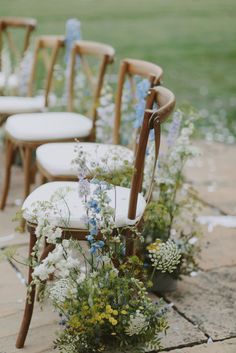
left=68, top=40, right=115, bottom=139
left=0, top=17, right=37, bottom=70
left=128, top=86, right=176, bottom=220
left=113, top=58, right=163, bottom=145
left=27, top=35, right=65, bottom=107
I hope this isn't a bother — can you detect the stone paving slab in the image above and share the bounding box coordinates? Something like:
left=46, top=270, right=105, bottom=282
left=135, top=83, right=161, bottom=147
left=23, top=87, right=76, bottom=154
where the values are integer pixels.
left=0, top=306, right=57, bottom=339
left=8, top=245, right=29, bottom=281
left=185, top=142, right=236, bottom=185
left=0, top=323, right=57, bottom=353
left=161, top=309, right=207, bottom=350
left=163, top=337, right=236, bottom=353
left=0, top=206, right=27, bottom=248
left=196, top=185, right=236, bottom=216
left=165, top=266, right=236, bottom=341
left=0, top=261, right=25, bottom=318
left=199, top=225, right=236, bottom=271
left=184, top=141, right=236, bottom=215
left=0, top=259, right=58, bottom=353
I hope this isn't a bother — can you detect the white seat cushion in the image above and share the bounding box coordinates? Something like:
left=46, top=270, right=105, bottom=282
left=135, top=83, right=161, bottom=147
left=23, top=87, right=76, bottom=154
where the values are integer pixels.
left=23, top=181, right=146, bottom=229
left=36, top=142, right=134, bottom=177
left=5, top=112, right=93, bottom=141
left=0, top=96, right=45, bottom=115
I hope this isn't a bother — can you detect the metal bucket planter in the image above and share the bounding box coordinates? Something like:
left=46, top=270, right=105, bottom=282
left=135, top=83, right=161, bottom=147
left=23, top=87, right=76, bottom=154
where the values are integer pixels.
left=151, top=271, right=178, bottom=293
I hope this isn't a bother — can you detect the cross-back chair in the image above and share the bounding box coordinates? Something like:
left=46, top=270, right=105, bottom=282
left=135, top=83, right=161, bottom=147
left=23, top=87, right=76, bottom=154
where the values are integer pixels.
left=0, top=17, right=37, bottom=94
left=68, top=40, right=115, bottom=140
left=35, top=58, right=163, bottom=182
left=16, top=85, right=175, bottom=349
left=0, top=34, right=65, bottom=120
left=0, top=40, right=115, bottom=210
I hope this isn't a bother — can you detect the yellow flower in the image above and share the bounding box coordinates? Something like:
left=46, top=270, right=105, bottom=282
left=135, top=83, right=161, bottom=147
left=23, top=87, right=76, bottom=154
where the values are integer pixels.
left=112, top=310, right=118, bottom=316
left=121, top=310, right=127, bottom=315
left=109, top=318, right=118, bottom=326
left=106, top=304, right=113, bottom=314
left=147, top=239, right=162, bottom=251
left=111, top=332, right=117, bottom=335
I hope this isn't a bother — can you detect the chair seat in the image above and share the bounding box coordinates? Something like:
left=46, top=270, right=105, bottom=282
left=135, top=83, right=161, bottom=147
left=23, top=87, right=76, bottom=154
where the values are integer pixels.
left=5, top=112, right=93, bottom=142
left=0, top=95, right=45, bottom=115
left=23, top=181, right=146, bottom=229
left=36, top=142, right=134, bottom=177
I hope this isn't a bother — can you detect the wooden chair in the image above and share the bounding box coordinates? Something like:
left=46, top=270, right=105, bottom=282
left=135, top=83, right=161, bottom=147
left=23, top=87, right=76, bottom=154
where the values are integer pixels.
left=0, top=40, right=115, bottom=210
left=0, top=34, right=65, bottom=119
left=0, top=17, right=37, bottom=94
left=15, top=85, right=175, bottom=348
left=35, top=58, right=163, bottom=182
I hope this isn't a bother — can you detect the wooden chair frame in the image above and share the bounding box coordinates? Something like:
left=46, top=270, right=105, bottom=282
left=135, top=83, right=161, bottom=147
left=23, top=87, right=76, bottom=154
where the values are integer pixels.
left=68, top=40, right=115, bottom=140
left=15, top=86, right=175, bottom=349
left=113, top=58, right=163, bottom=144
left=0, top=39, right=114, bottom=210
left=36, top=57, right=163, bottom=183
left=0, top=17, right=37, bottom=72
left=0, top=35, right=65, bottom=210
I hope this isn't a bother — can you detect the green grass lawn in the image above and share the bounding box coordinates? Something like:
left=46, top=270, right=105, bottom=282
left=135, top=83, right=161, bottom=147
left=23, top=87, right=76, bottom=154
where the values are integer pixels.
left=1, top=0, right=236, bottom=140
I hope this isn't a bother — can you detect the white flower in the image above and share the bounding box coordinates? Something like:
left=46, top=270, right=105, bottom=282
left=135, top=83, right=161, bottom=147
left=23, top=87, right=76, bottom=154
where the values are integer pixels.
left=77, top=273, right=86, bottom=284
left=33, top=262, right=54, bottom=281
left=149, top=240, right=181, bottom=273
left=49, top=278, right=74, bottom=303
left=188, top=237, right=198, bottom=245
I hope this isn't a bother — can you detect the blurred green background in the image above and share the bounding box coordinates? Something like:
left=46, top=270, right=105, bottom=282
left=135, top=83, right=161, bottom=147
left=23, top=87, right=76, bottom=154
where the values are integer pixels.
left=1, top=0, right=236, bottom=141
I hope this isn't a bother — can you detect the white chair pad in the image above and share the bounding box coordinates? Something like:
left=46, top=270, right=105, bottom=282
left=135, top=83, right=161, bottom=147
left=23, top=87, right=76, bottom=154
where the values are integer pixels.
left=36, top=142, right=134, bottom=177
left=23, top=181, right=146, bottom=229
left=0, top=96, right=45, bottom=115
left=5, top=112, right=93, bottom=141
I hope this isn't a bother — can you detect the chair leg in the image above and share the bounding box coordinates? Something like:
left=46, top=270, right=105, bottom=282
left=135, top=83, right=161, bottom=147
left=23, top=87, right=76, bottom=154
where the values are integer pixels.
left=23, top=146, right=33, bottom=201
left=30, top=163, right=37, bottom=185
left=0, top=139, right=15, bottom=210
left=16, top=230, right=37, bottom=349
left=125, top=228, right=136, bottom=257
left=40, top=173, right=47, bottom=185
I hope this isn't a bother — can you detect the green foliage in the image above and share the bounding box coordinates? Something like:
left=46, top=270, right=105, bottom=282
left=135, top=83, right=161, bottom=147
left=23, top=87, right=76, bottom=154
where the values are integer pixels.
left=53, top=265, right=168, bottom=353
left=142, top=110, right=202, bottom=279
left=94, top=161, right=134, bottom=188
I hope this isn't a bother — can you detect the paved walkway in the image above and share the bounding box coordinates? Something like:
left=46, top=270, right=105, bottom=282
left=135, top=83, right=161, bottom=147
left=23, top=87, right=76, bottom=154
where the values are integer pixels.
left=0, top=140, right=236, bottom=353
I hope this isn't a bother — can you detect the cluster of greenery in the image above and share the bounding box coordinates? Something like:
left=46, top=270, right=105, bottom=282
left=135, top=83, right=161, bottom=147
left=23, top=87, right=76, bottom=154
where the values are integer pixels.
left=54, top=264, right=168, bottom=353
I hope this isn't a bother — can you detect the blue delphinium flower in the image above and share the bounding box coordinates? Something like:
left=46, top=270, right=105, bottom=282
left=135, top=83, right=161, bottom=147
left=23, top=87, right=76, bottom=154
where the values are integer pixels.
left=78, top=178, right=90, bottom=198
left=89, top=240, right=105, bottom=254
left=167, top=111, right=182, bottom=147
left=63, top=19, right=82, bottom=104
left=134, top=78, right=150, bottom=129
left=65, top=19, right=82, bottom=65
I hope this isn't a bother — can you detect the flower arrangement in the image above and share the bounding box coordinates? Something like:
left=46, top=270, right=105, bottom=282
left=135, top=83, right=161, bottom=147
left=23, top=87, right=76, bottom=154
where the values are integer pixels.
left=23, top=155, right=181, bottom=352
left=95, top=78, right=202, bottom=281
left=142, top=109, right=202, bottom=279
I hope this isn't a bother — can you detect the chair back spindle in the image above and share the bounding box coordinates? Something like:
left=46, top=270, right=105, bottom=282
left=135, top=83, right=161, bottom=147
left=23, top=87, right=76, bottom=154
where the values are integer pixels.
left=128, top=86, right=176, bottom=220
left=68, top=40, right=115, bottom=140
left=113, top=58, right=163, bottom=145
left=27, top=35, right=65, bottom=107
left=0, top=17, right=37, bottom=71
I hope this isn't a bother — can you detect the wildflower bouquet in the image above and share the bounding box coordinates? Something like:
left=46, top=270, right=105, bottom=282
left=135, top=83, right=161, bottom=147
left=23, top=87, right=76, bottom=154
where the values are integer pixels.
left=142, top=109, right=202, bottom=279
left=25, top=171, right=181, bottom=352
left=96, top=78, right=202, bottom=281
left=51, top=263, right=168, bottom=353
